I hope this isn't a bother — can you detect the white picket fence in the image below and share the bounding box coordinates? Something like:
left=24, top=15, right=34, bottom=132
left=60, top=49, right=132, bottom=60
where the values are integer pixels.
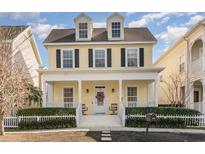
left=4, top=115, right=76, bottom=128
left=127, top=114, right=205, bottom=126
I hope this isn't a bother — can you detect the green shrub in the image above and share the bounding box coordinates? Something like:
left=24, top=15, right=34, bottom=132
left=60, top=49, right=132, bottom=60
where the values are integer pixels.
left=17, top=108, right=76, bottom=116
left=126, top=107, right=201, bottom=116
left=158, top=104, right=184, bottom=107
left=18, top=117, right=76, bottom=130
left=125, top=117, right=186, bottom=128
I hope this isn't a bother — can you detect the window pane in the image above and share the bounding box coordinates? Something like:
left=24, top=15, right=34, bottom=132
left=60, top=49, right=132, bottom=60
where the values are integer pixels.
left=95, top=49, right=105, bottom=67
left=63, top=50, right=73, bottom=68
left=112, top=22, right=121, bottom=38
left=127, top=49, right=138, bottom=67
left=79, top=23, right=88, bottom=38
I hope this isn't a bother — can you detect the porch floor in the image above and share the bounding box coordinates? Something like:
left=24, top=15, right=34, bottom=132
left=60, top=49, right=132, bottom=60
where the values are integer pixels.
left=79, top=115, right=122, bottom=128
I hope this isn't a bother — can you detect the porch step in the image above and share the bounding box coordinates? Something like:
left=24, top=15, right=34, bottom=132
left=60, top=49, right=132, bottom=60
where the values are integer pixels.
left=79, top=115, right=122, bottom=127
left=101, top=130, right=112, bottom=142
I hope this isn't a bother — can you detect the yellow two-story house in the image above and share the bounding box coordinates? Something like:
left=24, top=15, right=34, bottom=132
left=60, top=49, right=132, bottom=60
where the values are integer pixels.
left=154, top=19, right=205, bottom=114
left=38, top=13, right=163, bottom=116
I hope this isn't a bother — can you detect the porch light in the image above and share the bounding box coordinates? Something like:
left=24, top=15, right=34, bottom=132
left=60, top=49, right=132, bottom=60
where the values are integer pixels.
left=86, top=89, right=89, bottom=93
left=112, top=88, right=115, bottom=93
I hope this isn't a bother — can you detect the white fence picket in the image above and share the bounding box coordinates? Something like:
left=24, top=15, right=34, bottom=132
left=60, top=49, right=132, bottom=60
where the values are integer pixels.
left=128, top=114, right=205, bottom=127
left=3, top=115, right=76, bottom=128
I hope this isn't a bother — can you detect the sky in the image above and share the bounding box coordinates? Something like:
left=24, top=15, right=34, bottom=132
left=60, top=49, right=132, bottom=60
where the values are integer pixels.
left=0, top=12, right=205, bottom=66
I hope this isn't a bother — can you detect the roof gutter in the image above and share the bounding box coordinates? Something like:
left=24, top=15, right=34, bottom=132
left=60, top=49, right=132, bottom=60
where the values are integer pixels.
left=43, top=41, right=157, bottom=46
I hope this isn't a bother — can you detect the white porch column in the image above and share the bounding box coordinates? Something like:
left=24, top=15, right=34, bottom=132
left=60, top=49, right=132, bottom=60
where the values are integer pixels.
left=119, top=80, right=123, bottom=104
left=47, top=82, right=53, bottom=107
left=189, top=82, right=194, bottom=109
left=148, top=81, right=154, bottom=107
left=78, top=80, right=82, bottom=107
left=154, top=79, right=158, bottom=107
left=202, top=30, right=205, bottom=71
left=42, top=80, right=47, bottom=107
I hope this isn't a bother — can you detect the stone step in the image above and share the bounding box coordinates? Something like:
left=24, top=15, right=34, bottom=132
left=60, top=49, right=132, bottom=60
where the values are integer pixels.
left=101, top=137, right=112, bottom=141
left=102, top=134, right=111, bottom=137
left=102, top=130, right=111, bottom=134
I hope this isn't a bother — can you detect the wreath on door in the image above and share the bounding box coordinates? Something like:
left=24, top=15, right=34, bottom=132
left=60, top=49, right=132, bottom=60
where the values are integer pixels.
left=96, top=92, right=105, bottom=102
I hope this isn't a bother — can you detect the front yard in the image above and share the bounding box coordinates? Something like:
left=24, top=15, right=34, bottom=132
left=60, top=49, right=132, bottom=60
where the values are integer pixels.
left=1, top=131, right=205, bottom=142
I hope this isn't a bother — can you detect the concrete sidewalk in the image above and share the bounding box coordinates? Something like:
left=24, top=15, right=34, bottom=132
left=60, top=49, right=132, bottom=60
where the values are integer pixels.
left=5, top=127, right=205, bottom=134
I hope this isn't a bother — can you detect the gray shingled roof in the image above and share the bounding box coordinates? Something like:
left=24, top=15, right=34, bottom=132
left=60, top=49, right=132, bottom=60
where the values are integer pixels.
left=0, top=26, right=28, bottom=40
left=44, top=27, right=157, bottom=43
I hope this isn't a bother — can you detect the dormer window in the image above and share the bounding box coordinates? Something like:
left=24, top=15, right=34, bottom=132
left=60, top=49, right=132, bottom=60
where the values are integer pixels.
left=79, top=23, right=88, bottom=39
left=112, top=22, right=121, bottom=38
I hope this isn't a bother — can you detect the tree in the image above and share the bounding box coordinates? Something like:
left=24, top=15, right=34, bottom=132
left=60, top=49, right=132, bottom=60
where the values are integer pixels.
left=0, top=27, right=32, bottom=135
left=160, top=70, right=188, bottom=106
left=27, top=84, right=42, bottom=107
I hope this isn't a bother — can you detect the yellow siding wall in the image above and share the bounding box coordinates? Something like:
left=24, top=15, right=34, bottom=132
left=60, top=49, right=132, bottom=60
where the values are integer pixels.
left=154, top=25, right=204, bottom=104
left=46, top=44, right=154, bottom=69
left=52, top=80, right=149, bottom=115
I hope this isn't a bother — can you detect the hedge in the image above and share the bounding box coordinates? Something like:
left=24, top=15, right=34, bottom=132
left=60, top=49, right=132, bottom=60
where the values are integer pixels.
left=18, top=117, right=76, bottom=130
left=125, top=117, right=187, bottom=128
left=126, top=107, right=201, bottom=116
left=17, top=108, right=76, bottom=116
left=125, top=107, right=201, bottom=128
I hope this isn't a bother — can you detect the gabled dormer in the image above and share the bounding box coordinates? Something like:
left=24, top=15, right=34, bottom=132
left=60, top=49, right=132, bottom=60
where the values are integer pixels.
left=106, top=13, right=125, bottom=41
left=74, top=13, right=93, bottom=41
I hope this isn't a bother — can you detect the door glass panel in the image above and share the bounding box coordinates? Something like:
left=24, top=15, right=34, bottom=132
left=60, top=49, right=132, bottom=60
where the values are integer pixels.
left=96, top=91, right=104, bottom=106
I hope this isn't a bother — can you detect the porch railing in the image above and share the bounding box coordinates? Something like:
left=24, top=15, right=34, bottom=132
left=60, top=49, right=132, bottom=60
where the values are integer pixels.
left=191, top=57, right=202, bottom=74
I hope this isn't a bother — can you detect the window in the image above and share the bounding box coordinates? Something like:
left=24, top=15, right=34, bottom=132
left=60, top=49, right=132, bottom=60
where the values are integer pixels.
left=179, top=55, right=185, bottom=73
left=63, top=88, right=74, bottom=108
left=127, top=87, right=137, bottom=107
left=94, top=49, right=106, bottom=67
left=194, top=91, right=199, bottom=103
left=62, top=50, right=74, bottom=68
left=79, top=23, right=88, bottom=38
left=112, top=22, right=121, bottom=38
left=126, top=48, right=139, bottom=67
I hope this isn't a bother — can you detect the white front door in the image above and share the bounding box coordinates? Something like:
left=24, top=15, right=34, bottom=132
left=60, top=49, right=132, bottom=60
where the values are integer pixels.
left=94, top=86, right=106, bottom=114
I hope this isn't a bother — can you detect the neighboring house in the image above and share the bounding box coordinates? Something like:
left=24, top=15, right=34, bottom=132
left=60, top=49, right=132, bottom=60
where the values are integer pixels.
left=154, top=19, right=205, bottom=114
left=0, top=26, right=42, bottom=87
left=39, top=13, right=163, bottom=115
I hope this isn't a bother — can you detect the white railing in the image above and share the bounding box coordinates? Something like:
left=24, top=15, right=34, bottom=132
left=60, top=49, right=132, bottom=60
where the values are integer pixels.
left=118, top=102, right=126, bottom=126
left=3, top=115, right=75, bottom=128
left=128, top=114, right=205, bottom=126
left=191, top=57, right=202, bottom=74
left=76, top=103, right=82, bottom=127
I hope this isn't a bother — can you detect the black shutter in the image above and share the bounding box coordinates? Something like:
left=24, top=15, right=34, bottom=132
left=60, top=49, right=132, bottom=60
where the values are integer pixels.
left=139, top=48, right=144, bottom=67
left=88, top=49, right=93, bottom=67
left=56, top=49, right=61, bottom=68
left=121, top=48, right=125, bottom=67
left=107, top=48, right=112, bottom=67
left=75, top=49, right=79, bottom=68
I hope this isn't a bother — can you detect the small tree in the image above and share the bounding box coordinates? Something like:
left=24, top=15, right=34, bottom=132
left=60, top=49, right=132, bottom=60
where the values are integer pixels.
left=27, top=84, right=43, bottom=107
left=0, top=27, right=32, bottom=135
left=160, top=70, right=188, bottom=106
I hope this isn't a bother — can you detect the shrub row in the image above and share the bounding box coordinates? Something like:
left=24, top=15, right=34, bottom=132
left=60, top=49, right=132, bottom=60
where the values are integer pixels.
left=126, top=107, right=201, bottom=116
left=125, top=117, right=186, bottom=128
left=18, top=117, right=76, bottom=130
left=17, top=108, right=76, bottom=116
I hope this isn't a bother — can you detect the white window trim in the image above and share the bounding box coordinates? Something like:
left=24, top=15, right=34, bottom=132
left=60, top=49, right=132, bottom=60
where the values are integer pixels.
left=93, top=48, right=107, bottom=68
left=125, top=48, right=140, bottom=68
left=62, top=86, right=75, bottom=108
left=126, top=85, right=138, bottom=107
left=61, top=49, right=75, bottom=68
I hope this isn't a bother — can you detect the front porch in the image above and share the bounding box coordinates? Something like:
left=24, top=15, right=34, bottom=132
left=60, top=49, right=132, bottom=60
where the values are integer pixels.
left=43, top=79, right=158, bottom=115
left=41, top=69, right=160, bottom=115
left=189, top=79, right=205, bottom=113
